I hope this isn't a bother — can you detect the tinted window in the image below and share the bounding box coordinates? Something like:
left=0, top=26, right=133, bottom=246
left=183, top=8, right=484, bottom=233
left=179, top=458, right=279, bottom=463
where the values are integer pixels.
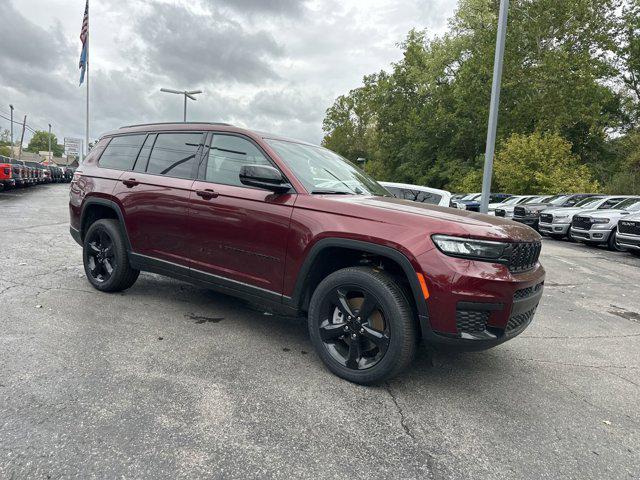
left=206, top=135, right=271, bottom=187
left=600, top=198, right=625, bottom=209
left=99, top=135, right=146, bottom=170
left=146, top=133, right=202, bottom=179
left=134, top=134, right=155, bottom=172
left=386, top=186, right=442, bottom=205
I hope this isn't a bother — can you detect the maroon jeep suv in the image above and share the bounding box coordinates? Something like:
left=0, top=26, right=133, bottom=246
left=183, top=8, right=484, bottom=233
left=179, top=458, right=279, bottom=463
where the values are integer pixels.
left=69, top=122, right=545, bottom=384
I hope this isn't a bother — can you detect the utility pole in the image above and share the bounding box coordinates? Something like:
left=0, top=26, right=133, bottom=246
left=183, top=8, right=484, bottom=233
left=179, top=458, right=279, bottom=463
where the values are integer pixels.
left=480, top=0, right=509, bottom=214
left=9, top=104, right=14, bottom=158
left=160, top=88, right=203, bottom=122
left=18, top=115, right=27, bottom=163
left=48, top=123, right=52, bottom=162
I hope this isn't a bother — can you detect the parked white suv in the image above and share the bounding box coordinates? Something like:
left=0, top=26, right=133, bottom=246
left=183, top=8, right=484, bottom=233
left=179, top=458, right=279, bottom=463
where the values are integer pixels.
left=380, top=182, right=452, bottom=207
left=570, top=197, right=640, bottom=251
left=539, top=196, right=631, bottom=239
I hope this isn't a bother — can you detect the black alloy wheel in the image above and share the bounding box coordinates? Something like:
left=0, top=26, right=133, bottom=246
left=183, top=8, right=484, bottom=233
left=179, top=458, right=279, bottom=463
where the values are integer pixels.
left=86, top=228, right=117, bottom=283
left=308, top=267, right=417, bottom=384
left=318, top=286, right=390, bottom=370
left=83, top=219, right=140, bottom=292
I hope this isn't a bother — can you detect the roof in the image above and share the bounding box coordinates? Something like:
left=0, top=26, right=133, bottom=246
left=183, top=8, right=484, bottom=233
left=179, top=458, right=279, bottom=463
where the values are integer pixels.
left=102, top=122, right=320, bottom=147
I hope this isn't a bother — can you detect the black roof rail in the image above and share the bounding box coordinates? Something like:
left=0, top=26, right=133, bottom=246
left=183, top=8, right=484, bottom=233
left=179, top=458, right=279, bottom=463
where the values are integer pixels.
left=119, top=121, right=233, bottom=129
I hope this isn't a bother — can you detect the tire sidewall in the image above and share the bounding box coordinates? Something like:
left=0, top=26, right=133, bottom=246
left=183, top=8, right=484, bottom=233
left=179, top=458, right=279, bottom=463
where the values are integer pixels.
left=308, top=268, right=414, bottom=384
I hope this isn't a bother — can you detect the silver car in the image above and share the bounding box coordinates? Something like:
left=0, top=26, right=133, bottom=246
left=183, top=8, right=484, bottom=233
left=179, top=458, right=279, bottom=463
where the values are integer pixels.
left=570, top=197, right=640, bottom=251
left=539, top=196, right=631, bottom=239
left=494, top=195, right=552, bottom=219
left=616, top=211, right=640, bottom=256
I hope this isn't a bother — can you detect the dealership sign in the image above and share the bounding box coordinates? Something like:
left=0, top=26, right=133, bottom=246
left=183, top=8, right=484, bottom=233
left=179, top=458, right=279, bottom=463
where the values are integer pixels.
left=64, top=137, right=82, bottom=157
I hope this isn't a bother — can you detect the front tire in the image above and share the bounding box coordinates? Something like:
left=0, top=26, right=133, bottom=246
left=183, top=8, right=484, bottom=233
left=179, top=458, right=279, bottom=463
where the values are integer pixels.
left=607, top=228, right=626, bottom=252
left=83, top=219, right=139, bottom=292
left=307, top=267, right=417, bottom=385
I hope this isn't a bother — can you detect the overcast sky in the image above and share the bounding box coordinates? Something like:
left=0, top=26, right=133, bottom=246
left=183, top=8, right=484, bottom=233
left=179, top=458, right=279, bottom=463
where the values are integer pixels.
left=0, top=0, right=457, bottom=147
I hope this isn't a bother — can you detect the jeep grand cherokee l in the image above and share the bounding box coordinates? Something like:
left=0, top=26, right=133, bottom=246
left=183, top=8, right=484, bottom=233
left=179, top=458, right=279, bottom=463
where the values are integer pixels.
left=69, top=123, right=545, bottom=384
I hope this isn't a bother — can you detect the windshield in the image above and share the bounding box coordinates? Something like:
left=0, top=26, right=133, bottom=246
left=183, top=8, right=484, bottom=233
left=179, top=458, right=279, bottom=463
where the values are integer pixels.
left=266, top=139, right=388, bottom=195
left=501, top=196, right=524, bottom=206
left=614, top=197, right=640, bottom=211
left=461, top=193, right=480, bottom=200
left=575, top=197, right=602, bottom=208
left=547, top=195, right=570, bottom=206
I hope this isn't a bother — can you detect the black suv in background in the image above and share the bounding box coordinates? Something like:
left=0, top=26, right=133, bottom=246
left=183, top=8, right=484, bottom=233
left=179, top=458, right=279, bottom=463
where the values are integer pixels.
left=512, top=194, right=598, bottom=230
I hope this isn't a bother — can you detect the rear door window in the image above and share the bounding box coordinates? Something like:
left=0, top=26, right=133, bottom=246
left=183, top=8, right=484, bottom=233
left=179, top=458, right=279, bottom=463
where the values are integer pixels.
left=99, top=135, right=146, bottom=170
left=146, top=133, right=202, bottom=179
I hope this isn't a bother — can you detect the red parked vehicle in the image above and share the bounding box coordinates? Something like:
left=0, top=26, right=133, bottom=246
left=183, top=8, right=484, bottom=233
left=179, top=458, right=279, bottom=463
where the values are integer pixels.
left=0, top=163, right=15, bottom=190
left=70, top=122, right=545, bottom=384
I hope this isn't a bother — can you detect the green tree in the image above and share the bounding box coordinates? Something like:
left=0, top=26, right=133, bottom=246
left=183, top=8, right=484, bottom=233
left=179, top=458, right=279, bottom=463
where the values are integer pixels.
left=26, top=130, right=64, bottom=156
left=0, top=145, right=10, bottom=157
left=494, top=132, right=600, bottom=194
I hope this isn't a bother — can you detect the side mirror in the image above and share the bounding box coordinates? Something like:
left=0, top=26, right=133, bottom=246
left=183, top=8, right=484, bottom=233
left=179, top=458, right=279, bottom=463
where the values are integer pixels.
left=239, top=164, right=292, bottom=193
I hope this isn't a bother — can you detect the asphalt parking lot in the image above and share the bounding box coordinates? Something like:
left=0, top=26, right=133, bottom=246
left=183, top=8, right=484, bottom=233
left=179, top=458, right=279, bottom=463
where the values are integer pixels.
left=1, top=184, right=639, bottom=479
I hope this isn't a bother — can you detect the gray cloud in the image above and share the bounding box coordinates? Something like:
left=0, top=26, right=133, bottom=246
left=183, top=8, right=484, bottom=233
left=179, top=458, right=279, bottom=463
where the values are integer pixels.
left=135, top=2, right=284, bottom=85
left=0, top=0, right=458, bottom=146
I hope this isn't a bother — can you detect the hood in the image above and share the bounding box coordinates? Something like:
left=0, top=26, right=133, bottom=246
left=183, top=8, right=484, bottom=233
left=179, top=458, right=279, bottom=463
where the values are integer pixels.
left=305, top=194, right=541, bottom=242
left=543, top=206, right=596, bottom=217
left=584, top=209, right=632, bottom=219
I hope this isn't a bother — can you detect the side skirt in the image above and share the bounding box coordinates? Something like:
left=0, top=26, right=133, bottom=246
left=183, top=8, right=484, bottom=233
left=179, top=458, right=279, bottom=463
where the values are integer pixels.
left=128, top=252, right=299, bottom=316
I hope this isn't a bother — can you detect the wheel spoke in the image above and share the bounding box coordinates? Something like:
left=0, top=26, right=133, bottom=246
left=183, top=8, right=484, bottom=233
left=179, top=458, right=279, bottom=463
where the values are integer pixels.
left=88, top=256, right=100, bottom=274
left=103, top=245, right=114, bottom=258
left=357, top=292, right=377, bottom=320
left=361, top=325, right=390, bottom=351
left=103, top=258, right=114, bottom=276
left=330, top=289, right=355, bottom=318
left=98, top=230, right=109, bottom=247
left=346, top=337, right=361, bottom=369
left=319, top=320, right=347, bottom=342
left=88, top=242, right=101, bottom=254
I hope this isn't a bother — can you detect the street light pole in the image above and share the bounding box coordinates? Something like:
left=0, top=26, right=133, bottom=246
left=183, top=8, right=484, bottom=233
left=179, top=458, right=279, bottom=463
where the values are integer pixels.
left=9, top=104, right=14, bottom=158
left=48, top=124, right=52, bottom=161
left=160, top=88, right=203, bottom=122
left=480, top=0, right=509, bottom=214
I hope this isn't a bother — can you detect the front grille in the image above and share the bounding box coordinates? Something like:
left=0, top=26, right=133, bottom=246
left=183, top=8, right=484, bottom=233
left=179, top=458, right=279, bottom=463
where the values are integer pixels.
left=619, top=220, right=640, bottom=236
left=507, top=242, right=542, bottom=273
left=514, top=206, right=527, bottom=217
left=495, top=209, right=506, bottom=217
left=506, top=307, right=537, bottom=332
left=513, top=282, right=544, bottom=300
left=540, top=213, right=553, bottom=224
left=456, top=310, right=489, bottom=334
left=572, top=216, right=592, bottom=230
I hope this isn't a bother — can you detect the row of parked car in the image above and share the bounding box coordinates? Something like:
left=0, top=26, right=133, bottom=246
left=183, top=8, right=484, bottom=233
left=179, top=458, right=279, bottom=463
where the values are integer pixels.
left=378, top=186, right=640, bottom=257
left=0, top=156, right=74, bottom=191
left=452, top=192, right=640, bottom=257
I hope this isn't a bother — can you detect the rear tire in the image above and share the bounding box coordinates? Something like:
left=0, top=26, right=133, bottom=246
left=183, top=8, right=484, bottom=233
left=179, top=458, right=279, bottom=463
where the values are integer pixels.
left=83, top=219, right=139, bottom=292
left=307, top=267, right=417, bottom=385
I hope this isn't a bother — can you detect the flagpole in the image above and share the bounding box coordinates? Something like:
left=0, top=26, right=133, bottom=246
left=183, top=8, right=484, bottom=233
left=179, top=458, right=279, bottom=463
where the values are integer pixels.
left=85, top=0, right=89, bottom=155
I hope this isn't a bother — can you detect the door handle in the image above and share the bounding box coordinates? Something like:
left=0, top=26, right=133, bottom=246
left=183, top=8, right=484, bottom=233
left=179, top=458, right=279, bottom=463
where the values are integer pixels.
left=122, top=178, right=139, bottom=188
left=196, top=188, right=218, bottom=200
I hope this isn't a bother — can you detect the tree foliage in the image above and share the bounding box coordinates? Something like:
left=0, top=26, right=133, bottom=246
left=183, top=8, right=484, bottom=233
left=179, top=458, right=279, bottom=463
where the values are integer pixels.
left=26, top=130, right=64, bottom=157
left=322, top=0, right=639, bottom=194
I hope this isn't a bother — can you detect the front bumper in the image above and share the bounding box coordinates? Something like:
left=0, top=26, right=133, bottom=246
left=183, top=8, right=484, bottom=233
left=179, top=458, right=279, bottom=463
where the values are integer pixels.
left=513, top=215, right=539, bottom=228
left=617, top=232, right=640, bottom=251
left=539, top=222, right=570, bottom=235
left=416, top=250, right=545, bottom=350
left=570, top=227, right=611, bottom=243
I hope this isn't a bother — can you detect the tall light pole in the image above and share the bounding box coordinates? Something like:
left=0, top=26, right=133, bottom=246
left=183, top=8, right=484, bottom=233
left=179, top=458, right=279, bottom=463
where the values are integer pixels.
left=480, top=0, right=509, bottom=214
left=9, top=104, right=14, bottom=157
left=160, top=88, right=203, bottom=122
left=48, top=123, right=52, bottom=161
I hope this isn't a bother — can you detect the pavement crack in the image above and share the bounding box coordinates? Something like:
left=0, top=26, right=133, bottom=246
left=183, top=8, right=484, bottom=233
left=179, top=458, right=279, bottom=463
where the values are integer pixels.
left=385, top=383, right=415, bottom=441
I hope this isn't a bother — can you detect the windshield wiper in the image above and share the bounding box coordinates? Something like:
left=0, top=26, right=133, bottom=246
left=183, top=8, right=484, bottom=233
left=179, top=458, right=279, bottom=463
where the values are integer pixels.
left=311, top=189, right=353, bottom=195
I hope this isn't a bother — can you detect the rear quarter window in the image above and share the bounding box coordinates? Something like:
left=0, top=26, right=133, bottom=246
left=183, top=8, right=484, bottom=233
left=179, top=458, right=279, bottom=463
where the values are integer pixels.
left=98, top=135, right=146, bottom=170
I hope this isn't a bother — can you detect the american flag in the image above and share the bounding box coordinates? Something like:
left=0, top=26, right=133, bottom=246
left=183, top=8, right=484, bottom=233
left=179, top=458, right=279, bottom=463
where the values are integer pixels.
left=78, top=0, right=88, bottom=85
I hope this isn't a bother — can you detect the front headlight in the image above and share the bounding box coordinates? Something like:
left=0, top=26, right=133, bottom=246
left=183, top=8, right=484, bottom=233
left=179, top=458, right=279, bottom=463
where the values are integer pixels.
left=432, top=235, right=509, bottom=261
